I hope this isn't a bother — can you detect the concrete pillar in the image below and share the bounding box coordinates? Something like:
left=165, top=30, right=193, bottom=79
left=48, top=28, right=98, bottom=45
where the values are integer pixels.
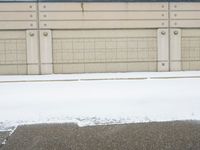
left=26, top=30, right=40, bottom=74
left=170, top=29, right=181, bottom=71
left=157, top=29, right=169, bottom=71
left=40, top=30, right=53, bottom=74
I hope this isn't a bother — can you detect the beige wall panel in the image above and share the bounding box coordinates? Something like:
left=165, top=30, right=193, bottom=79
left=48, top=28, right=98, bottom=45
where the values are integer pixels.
left=182, top=29, right=200, bottom=37
left=53, top=30, right=156, bottom=38
left=181, top=29, right=200, bottom=71
left=188, top=61, right=200, bottom=70
left=55, top=64, right=90, bottom=74
left=0, top=3, right=36, bottom=11
left=170, top=3, right=200, bottom=29
left=15, top=65, right=27, bottom=74
left=40, top=30, right=53, bottom=74
left=148, top=62, right=158, bottom=71
left=182, top=61, right=200, bottom=71
left=0, top=21, right=37, bottom=29
left=0, top=31, right=27, bottom=75
left=40, top=12, right=168, bottom=20
left=170, top=29, right=181, bottom=71
left=53, top=29, right=157, bottom=73
left=157, top=29, right=169, bottom=71
left=128, top=62, right=157, bottom=72
left=170, top=3, right=200, bottom=10
left=39, top=3, right=168, bottom=11
left=181, top=61, right=190, bottom=70
left=40, top=20, right=167, bottom=29
left=84, top=63, right=106, bottom=73
left=171, top=11, right=200, bottom=19
left=171, top=20, right=200, bottom=28
left=0, top=31, right=25, bottom=39
left=53, top=64, right=62, bottom=73
left=54, top=62, right=157, bottom=73
left=106, top=63, right=128, bottom=72
left=0, top=65, right=26, bottom=75
left=60, top=64, right=85, bottom=74
left=26, top=30, right=40, bottom=75
left=0, top=65, right=17, bottom=75
left=0, top=12, right=36, bottom=21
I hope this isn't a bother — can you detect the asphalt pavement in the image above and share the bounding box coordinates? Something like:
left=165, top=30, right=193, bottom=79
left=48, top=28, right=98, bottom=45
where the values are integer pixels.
left=1, top=121, right=200, bottom=150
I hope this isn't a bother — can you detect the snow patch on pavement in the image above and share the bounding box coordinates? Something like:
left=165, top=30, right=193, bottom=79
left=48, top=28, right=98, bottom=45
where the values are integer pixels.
left=0, top=72, right=200, bottom=130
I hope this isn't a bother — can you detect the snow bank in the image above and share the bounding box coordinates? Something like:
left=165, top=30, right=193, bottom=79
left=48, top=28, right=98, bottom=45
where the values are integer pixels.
left=0, top=72, right=200, bottom=130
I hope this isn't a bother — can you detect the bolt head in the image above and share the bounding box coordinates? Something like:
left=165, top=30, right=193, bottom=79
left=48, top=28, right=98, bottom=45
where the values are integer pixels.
left=29, top=32, right=34, bottom=37
left=161, top=31, right=166, bottom=35
left=174, top=31, right=178, bottom=35
left=43, top=32, right=48, bottom=36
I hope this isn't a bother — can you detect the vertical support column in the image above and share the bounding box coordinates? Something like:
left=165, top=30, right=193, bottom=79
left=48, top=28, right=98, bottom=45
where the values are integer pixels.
left=26, top=30, right=40, bottom=74
left=157, top=29, right=169, bottom=71
left=170, top=29, right=181, bottom=71
left=40, top=30, right=53, bottom=74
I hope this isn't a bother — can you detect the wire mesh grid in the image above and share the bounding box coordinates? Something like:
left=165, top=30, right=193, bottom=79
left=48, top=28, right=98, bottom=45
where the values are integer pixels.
left=181, top=37, right=200, bottom=70
left=52, top=36, right=157, bottom=73
left=53, top=37, right=157, bottom=64
left=0, top=39, right=27, bottom=74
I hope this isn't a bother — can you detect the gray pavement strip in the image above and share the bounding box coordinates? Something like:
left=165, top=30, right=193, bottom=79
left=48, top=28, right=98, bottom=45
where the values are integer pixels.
left=0, top=132, right=10, bottom=148
left=1, top=121, right=200, bottom=150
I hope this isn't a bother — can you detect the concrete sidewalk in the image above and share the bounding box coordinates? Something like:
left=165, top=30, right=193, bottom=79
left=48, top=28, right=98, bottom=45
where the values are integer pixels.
left=1, top=71, right=200, bottom=83
left=1, top=121, right=200, bottom=150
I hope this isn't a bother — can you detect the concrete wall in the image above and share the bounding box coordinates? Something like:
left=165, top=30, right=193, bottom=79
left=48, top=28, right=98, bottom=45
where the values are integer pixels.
left=0, top=2, right=199, bottom=74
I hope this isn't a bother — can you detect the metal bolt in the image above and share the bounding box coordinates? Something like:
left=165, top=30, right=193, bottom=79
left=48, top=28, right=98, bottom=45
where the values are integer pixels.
left=161, top=31, right=166, bottom=35
left=29, top=32, right=34, bottom=37
left=43, top=5, right=46, bottom=8
left=29, top=5, right=32, bottom=9
left=162, top=63, right=165, bottom=66
left=43, top=32, right=48, bottom=36
left=174, top=30, right=178, bottom=35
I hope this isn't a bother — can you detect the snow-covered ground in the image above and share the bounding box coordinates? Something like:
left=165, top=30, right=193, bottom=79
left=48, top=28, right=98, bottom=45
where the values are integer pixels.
left=0, top=71, right=200, bottom=131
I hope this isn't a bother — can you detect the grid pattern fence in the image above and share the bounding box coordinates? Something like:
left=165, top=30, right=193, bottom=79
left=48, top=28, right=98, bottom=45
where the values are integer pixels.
left=53, top=36, right=157, bottom=73
left=181, top=37, right=200, bottom=70
left=0, top=38, right=27, bottom=74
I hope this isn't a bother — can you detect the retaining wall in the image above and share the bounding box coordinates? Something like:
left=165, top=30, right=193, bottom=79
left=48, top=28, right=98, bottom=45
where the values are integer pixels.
left=0, top=1, right=200, bottom=74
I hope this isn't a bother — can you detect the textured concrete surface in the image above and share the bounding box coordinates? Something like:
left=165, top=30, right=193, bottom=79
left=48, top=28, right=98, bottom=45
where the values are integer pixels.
left=1, top=121, right=200, bottom=150
left=0, top=132, right=10, bottom=148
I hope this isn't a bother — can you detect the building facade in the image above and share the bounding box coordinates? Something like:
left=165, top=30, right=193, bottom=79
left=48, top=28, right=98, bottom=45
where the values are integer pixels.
left=0, top=0, right=200, bottom=74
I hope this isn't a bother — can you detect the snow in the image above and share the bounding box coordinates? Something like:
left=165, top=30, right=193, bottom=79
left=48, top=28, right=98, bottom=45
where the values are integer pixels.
left=1, top=71, right=200, bottom=82
left=0, top=71, right=200, bottom=131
